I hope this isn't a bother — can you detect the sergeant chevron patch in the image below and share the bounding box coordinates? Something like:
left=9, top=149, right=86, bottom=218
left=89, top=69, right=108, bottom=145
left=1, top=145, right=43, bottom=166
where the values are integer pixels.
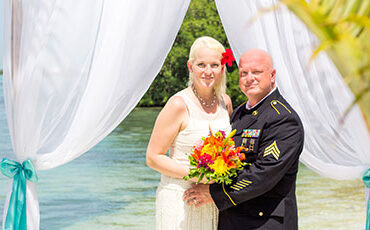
left=263, top=141, right=280, bottom=160
left=230, top=179, right=252, bottom=191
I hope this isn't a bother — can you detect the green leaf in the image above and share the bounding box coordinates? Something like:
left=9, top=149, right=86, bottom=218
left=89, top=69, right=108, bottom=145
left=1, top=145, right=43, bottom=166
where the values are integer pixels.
left=280, top=0, right=370, bottom=126
left=197, top=173, right=205, bottom=184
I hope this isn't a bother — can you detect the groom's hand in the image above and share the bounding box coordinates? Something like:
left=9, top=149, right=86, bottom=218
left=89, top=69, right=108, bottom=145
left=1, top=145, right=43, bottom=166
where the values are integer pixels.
left=183, top=184, right=214, bottom=208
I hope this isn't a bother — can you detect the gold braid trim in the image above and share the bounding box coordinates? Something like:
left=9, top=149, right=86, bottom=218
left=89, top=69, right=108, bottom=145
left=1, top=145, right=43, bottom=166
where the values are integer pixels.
left=270, top=100, right=291, bottom=114
left=222, top=183, right=236, bottom=206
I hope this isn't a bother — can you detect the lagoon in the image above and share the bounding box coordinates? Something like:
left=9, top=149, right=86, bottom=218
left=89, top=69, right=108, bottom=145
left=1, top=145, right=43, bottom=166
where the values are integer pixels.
left=0, top=78, right=365, bottom=229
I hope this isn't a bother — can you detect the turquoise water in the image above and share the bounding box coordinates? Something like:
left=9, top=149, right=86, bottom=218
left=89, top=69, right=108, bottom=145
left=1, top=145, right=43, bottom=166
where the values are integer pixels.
left=0, top=77, right=366, bottom=229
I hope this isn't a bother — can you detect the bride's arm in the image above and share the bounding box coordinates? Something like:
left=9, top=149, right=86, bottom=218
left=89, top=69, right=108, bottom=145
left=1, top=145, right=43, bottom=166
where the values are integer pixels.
left=146, top=95, right=190, bottom=179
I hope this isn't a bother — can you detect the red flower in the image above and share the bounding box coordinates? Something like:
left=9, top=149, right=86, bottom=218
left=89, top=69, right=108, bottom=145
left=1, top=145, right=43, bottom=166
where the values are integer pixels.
left=184, top=129, right=248, bottom=185
left=221, top=49, right=235, bottom=67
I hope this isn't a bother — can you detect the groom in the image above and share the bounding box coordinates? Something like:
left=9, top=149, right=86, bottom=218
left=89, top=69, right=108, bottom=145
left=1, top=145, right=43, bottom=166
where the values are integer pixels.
left=184, top=49, right=304, bottom=230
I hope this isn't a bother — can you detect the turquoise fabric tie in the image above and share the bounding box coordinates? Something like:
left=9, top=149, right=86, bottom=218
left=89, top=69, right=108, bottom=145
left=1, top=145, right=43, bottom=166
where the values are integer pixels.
left=0, top=158, right=38, bottom=230
left=363, top=168, right=370, bottom=230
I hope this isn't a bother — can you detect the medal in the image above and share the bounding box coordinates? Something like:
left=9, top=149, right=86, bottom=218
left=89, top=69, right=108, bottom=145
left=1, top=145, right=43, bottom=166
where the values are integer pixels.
left=249, top=139, right=255, bottom=151
left=242, top=138, right=248, bottom=149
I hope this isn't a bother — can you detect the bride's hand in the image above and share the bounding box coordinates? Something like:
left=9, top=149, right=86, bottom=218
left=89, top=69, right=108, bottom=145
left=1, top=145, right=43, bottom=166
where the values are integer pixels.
left=189, top=177, right=215, bottom=184
left=203, top=178, right=215, bottom=184
left=183, top=184, right=214, bottom=207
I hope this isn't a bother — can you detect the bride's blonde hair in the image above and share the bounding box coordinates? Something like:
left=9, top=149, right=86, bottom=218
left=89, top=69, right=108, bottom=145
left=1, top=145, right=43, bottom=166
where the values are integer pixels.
left=188, top=36, right=227, bottom=100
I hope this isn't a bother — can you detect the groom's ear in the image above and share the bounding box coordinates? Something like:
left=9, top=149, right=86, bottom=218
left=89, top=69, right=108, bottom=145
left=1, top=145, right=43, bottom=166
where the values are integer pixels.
left=187, top=61, right=193, bottom=73
left=271, top=69, right=276, bottom=84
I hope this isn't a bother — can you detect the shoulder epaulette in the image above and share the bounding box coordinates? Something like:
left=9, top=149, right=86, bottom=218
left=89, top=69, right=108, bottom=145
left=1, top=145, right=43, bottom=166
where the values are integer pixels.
left=270, top=100, right=291, bottom=115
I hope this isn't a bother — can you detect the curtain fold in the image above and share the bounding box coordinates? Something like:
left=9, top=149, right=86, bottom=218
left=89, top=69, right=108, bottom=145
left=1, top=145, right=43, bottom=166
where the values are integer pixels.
left=215, top=0, right=370, bottom=180
left=2, top=0, right=191, bottom=229
left=3, top=0, right=369, bottom=228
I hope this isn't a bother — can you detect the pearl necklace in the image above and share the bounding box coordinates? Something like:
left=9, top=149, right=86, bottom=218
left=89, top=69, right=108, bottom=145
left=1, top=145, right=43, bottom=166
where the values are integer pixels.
left=192, top=86, right=217, bottom=108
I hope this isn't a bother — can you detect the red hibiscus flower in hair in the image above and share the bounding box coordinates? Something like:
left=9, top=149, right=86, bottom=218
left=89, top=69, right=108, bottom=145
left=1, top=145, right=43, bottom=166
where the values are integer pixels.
left=221, top=49, right=235, bottom=67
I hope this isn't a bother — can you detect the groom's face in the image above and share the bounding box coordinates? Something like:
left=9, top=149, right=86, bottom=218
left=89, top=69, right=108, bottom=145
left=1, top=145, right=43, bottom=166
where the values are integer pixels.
left=238, top=50, right=275, bottom=103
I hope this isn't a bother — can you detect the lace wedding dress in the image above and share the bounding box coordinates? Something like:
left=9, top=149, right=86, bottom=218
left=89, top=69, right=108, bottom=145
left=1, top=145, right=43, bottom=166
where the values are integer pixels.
left=155, top=88, right=231, bottom=230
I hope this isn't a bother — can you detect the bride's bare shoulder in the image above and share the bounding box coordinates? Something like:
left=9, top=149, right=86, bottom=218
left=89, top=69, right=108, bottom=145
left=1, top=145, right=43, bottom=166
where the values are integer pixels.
left=165, top=94, right=186, bottom=112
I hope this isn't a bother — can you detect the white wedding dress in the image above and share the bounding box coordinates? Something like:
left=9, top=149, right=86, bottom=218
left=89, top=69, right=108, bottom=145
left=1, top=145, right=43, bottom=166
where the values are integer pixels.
left=155, top=88, right=232, bottom=230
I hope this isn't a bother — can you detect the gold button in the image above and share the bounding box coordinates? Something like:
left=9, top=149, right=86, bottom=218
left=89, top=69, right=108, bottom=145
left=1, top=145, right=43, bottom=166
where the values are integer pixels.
left=259, top=212, right=263, bottom=216
left=252, top=110, right=258, bottom=116
left=273, top=101, right=277, bottom=105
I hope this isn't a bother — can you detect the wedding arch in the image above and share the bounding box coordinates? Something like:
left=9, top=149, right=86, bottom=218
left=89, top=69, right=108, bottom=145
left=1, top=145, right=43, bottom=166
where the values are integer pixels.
left=1, top=0, right=369, bottom=229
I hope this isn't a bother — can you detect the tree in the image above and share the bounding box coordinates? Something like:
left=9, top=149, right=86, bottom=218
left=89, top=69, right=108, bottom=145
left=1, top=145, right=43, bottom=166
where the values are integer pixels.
left=138, top=0, right=246, bottom=107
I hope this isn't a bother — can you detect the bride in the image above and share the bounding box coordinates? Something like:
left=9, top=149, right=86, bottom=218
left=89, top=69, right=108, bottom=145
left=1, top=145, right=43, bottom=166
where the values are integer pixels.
left=146, top=36, right=232, bottom=229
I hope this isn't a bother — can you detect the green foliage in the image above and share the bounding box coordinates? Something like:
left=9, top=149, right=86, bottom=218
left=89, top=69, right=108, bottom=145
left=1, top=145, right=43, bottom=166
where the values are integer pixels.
left=138, top=0, right=246, bottom=108
left=281, top=0, right=370, bottom=127
left=228, top=68, right=246, bottom=107
left=183, top=129, right=250, bottom=185
left=184, top=153, right=249, bottom=185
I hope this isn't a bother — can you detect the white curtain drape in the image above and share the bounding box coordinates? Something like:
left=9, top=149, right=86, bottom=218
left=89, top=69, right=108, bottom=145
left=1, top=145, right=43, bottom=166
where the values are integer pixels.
left=2, top=0, right=190, bottom=229
left=215, top=0, right=370, bottom=180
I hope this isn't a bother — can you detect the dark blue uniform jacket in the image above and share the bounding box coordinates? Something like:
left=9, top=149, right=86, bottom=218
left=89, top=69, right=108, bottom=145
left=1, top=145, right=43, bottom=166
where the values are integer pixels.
left=210, top=89, right=304, bottom=230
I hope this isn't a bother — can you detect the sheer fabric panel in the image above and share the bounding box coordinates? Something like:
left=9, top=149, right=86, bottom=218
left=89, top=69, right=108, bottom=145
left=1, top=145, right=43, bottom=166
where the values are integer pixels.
left=2, top=0, right=190, bottom=229
left=215, top=0, right=370, bottom=180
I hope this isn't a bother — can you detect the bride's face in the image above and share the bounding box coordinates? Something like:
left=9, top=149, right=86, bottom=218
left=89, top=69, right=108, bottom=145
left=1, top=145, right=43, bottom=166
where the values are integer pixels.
left=188, top=47, right=223, bottom=90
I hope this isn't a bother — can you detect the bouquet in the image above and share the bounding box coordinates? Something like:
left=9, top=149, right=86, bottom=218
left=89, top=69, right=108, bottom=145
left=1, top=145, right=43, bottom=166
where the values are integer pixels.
left=183, top=127, right=248, bottom=185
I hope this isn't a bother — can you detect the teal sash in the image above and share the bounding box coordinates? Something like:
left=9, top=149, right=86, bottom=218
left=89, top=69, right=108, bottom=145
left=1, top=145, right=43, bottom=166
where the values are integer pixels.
left=0, top=158, right=38, bottom=230
left=363, top=168, right=370, bottom=230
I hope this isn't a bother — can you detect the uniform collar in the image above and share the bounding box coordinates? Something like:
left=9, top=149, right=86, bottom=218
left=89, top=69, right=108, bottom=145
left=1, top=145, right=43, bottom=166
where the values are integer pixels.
left=241, top=88, right=281, bottom=117
left=245, top=87, right=277, bottom=110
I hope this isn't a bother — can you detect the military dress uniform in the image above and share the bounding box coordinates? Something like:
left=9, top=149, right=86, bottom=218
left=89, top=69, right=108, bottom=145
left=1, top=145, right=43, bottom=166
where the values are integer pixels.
left=210, top=88, right=304, bottom=230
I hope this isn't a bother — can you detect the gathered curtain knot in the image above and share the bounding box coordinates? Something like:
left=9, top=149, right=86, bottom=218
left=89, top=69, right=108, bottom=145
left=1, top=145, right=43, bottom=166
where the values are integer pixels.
left=363, top=168, right=370, bottom=230
left=0, top=158, right=38, bottom=230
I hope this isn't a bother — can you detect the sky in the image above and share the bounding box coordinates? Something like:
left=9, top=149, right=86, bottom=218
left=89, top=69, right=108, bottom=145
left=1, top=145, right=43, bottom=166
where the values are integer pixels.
left=0, top=1, right=4, bottom=69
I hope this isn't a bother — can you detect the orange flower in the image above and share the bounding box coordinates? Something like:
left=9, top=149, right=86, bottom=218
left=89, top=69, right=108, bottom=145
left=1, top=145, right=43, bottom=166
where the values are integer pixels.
left=185, top=128, right=248, bottom=185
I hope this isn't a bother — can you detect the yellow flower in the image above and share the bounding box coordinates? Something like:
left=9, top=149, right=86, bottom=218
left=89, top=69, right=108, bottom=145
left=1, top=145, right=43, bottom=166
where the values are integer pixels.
left=201, top=144, right=217, bottom=157
left=210, top=157, right=228, bottom=176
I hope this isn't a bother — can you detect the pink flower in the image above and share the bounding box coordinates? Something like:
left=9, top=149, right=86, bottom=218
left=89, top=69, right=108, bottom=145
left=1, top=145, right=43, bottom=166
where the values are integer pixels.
left=197, top=154, right=214, bottom=170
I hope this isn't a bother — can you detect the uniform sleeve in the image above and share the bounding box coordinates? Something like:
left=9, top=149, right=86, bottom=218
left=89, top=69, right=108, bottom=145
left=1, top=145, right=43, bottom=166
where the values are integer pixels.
left=210, top=115, right=304, bottom=211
